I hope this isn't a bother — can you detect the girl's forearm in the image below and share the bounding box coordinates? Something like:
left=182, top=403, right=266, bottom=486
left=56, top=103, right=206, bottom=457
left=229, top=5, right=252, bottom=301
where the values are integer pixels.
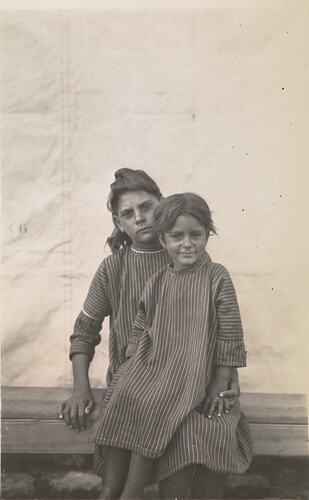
left=231, top=367, right=239, bottom=383
left=213, top=366, right=232, bottom=384
left=72, top=353, right=92, bottom=391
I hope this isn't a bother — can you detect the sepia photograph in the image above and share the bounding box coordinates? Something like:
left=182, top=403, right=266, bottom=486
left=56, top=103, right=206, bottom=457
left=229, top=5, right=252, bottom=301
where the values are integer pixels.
left=1, top=0, right=308, bottom=498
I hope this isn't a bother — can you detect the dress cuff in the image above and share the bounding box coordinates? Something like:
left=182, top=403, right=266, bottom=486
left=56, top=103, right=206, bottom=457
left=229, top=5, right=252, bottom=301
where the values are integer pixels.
left=69, top=311, right=102, bottom=361
left=69, top=341, right=95, bottom=361
left=215, top=339, right=247, bottom=367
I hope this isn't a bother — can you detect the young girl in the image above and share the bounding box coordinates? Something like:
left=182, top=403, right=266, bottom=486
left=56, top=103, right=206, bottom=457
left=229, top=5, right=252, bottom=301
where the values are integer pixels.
left=91, top=193, right=252, bottom=499
left=58, top=171, right=243, bottom=497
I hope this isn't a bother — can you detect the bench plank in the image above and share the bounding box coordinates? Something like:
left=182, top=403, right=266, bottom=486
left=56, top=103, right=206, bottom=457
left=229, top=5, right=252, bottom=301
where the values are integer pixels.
left=2, top=419, right=308, bottom=456
left=1, top=387, right=308, bottom=456
left=1, top=387, right=307, bottom=425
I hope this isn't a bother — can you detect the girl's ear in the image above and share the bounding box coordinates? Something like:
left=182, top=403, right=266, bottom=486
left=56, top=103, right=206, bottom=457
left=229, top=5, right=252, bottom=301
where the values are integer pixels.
left=112, top=214, right=124, bottom=232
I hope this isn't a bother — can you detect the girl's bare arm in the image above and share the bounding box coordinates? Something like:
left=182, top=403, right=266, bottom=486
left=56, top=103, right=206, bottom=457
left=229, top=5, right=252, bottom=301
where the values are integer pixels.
left=58, top=353, right=95, bottom=430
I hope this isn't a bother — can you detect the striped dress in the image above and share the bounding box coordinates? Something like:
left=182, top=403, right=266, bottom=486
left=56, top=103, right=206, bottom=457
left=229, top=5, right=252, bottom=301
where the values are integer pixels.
left=92, top=252, right=252, bottom=478
left=69, top=245, right=170, bottom=384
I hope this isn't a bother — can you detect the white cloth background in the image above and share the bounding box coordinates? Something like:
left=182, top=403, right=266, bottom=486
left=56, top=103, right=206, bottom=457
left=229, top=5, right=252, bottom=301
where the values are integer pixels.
left=1, top=4, right=308, bottom=393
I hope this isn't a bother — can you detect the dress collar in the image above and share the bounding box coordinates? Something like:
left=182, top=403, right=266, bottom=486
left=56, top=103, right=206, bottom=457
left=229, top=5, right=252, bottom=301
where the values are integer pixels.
left=130, top=245, right=166, bottom=255
left=168, top=251, right=210, bottom=275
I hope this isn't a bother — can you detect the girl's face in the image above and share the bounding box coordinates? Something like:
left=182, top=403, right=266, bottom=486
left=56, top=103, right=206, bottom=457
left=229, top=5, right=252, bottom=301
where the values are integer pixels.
left=114, top=190, right=161, bottom=249
left=162, top=214, right=207, bottom=270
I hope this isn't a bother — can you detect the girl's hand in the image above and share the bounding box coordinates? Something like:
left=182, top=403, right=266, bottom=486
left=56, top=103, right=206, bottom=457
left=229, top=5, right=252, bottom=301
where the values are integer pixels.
left=58, top=389, right=95, bottom=431
left=217, top=369, right=241, bottom=413
left=201, top=366, right=232, bottom=418
left=201, top=387, right=227, bottom=419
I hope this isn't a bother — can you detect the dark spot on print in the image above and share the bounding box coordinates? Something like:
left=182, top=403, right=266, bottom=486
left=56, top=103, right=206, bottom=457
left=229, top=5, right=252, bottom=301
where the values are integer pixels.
left=241, top=209, right=245, bottom=212
left=282, top=87, right=285, bottom=91
left=192, top=113, right=196, bottom=120
left=271, top=287, right=274, bottom=291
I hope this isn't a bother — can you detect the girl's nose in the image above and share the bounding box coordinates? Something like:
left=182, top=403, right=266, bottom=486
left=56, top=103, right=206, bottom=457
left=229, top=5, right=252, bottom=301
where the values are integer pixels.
left=135, top=210, right=145, bottom=224
left=183, top=236, right=192, bottom=247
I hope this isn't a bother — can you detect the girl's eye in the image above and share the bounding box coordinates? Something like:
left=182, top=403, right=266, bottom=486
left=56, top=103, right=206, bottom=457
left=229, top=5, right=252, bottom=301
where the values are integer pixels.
left=121, top=211, right=133, bottom=219
left=169, top=233, right=182, bottom=240
left=142, top=203, right=152, bottom=211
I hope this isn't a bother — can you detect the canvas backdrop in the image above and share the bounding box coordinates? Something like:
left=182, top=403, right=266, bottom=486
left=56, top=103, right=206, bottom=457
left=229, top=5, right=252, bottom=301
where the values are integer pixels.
left=1, top=3, right=308, bottom=394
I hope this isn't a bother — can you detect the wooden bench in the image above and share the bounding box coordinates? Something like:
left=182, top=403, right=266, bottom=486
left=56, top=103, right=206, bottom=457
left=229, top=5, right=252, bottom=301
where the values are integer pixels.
left=1, top=387, right=308, bottom=456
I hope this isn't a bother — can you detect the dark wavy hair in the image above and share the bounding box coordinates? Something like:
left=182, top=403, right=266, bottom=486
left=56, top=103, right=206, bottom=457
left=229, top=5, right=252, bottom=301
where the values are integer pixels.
left=154, top=192, right=217, bottom=240
left=106, top=168, right=163, bottom=252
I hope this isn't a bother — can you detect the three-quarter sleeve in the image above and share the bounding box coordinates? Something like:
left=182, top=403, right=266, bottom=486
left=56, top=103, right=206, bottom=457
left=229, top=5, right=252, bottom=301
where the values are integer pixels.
left=125, top=300, right=148, bottom=359
left=214, top=268, right=247, bottom=367
left=69, top=261, right=112, bottom=360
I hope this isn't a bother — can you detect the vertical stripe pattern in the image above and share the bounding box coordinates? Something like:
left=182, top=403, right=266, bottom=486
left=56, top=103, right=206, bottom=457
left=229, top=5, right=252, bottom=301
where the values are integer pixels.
left=69, top=246, right=170, bottom=381
left=156, top=404, right=252, bottom=481
left=92, top=252, right=252, bottom=477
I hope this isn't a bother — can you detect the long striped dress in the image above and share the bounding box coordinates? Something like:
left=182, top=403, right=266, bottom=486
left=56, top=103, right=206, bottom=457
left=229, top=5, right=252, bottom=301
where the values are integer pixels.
left=92, top=252, right=252, bottom=477
left=69, top=245, right=170, bottom=478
